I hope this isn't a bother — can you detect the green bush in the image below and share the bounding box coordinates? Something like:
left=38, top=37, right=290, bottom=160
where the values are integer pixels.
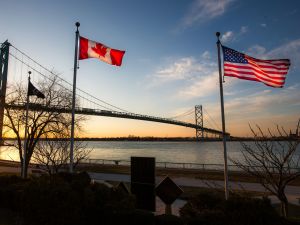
left=180, top=191, right=284, bottom=225
left=0, top=173, right=140, bottom=225
left=0, top=174, right=24, bottom=186
left=105, top=209, right=154, bottom=225
left=83, top=183, right=137, bottom=225
left=179, top=190, right=223, bottom=220
left=186, top=210, right=226, bottom=225
left=155, top=214, right=184, bottom=225
left=224, top=196, right=281, bottom=225
left=0, top=175, right=28, bottom=211
left=54, top=171, right=91, bottom=190
left=21, top=175, right=82, bottom=225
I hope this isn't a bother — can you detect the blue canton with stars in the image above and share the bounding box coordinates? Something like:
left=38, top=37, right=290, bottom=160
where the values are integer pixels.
left=222, top=46, right=248, bottom=64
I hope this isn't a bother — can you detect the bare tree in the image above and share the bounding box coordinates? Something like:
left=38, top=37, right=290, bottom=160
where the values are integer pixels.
left=230, top=120, right=300, bottom=217
left=4, top=76, right=85, bottom=178
left=32, top=132, right=91, bottom=175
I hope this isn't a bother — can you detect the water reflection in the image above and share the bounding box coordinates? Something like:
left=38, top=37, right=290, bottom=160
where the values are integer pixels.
left=1, top=141, right=299, bottom=166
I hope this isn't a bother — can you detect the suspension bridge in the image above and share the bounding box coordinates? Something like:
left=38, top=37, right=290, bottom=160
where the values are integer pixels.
left=0, top=41, right=229, bottom=140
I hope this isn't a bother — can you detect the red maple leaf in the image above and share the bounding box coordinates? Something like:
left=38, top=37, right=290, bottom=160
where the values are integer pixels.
left=91, top=43, right=108, bottom=57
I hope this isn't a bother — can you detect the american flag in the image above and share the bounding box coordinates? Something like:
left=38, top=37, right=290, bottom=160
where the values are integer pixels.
left=222, top=46, right=290, bottom=88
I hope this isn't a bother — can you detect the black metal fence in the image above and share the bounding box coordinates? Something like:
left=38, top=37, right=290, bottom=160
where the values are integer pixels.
left=82, top=158, right=300, bottom=172
left=83, top=158, right=237, bottom=171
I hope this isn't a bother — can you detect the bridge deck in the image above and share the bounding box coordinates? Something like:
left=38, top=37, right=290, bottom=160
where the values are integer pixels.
left=5, top=103, right=229, bottom=136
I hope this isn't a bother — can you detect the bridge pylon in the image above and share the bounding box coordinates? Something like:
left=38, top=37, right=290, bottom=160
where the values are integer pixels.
left=195, top=105, right=203, bottom=140
left=0, top=41, right=10, bottom=145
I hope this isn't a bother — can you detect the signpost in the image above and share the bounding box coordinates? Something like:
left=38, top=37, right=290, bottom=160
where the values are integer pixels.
left=156, top=176, right=183, bottom=215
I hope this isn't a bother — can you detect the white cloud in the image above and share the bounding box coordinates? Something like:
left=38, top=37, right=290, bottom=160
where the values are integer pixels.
left=202, top=85, right=300, bottom=136
left=247, top=45, right=266, bottom=57
left=262, top=89, right=272, bottom=94
left=226, top=87, right=300, bottom=117
left=248, top=39, right=300, bottom=68
left=221, top=31, right=234, bottom=43
left=180, top=0, right=234, bottom=28
left=147, top=49, right=245, bottom=100
left=224, top=91, right=236, bottom=96
left=240, top=26, right=248, bottom=34
left=260, top=23, right=267, bottom=28
left=147, top=39, right=300, bottom=103
left=177, top=72, right=219, bottom=99
left=147, top=51, right=218, bottom=87
left=176, top=69, right=238, bottom=100
left=149, top=57, right=204, bottom=85
left=201, top=51, right=211, bottom=59
left=266, top=39, right=300, bottom=66
left=286, top=83, right=300, bottom=90
left=147, top=52, right=223, bottom=99
left=220, top=26, right=247, bottom=44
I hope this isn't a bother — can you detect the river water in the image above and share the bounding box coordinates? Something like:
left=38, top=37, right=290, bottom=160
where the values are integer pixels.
left=86, top=141, right=242, bottom=164
left=1, top=141, right=299, bottom=169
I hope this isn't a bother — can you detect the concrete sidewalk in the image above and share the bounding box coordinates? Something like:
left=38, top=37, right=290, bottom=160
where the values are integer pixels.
left=88, top=172, right=300, bottom=206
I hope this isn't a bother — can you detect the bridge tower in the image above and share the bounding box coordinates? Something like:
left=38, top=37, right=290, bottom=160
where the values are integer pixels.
left=0, top=41, right=10, bottom=144
left=195, top=105, right=203, bottom=140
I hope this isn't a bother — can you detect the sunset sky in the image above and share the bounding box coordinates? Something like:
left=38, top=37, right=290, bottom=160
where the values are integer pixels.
left=0, top=0, right=299, bottom=137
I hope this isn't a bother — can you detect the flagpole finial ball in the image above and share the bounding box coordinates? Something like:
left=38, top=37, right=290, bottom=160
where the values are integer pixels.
left=216, top=32, right=220, bottom=37
left=75, top=22, right=80, bottom=27
left=28, top=71, right=31, bottom=75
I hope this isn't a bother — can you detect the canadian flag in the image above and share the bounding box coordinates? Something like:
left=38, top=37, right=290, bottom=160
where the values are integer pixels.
left=79, top=36, right=125, bottom=66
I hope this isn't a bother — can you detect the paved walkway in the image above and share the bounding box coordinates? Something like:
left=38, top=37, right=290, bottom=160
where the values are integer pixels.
left=89, top=172, right=300, bottom=206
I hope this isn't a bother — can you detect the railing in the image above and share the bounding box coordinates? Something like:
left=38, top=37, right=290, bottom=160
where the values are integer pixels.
left=83, top=159, right=236, bottom=171
left=82, top=158, right=300, bottom=172
left=1, top=158, right=299, bottom=173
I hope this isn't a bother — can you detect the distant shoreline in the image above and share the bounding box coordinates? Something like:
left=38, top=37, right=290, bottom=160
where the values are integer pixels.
left=2, top=136, right=298, bottom=142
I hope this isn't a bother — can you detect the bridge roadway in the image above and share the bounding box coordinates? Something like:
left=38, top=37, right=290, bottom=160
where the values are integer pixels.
left=5, top=103, right=229, bottom=136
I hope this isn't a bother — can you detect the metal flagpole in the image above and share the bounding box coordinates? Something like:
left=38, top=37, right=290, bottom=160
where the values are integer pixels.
left=22, top=71, right=31, bottom=178
left=70, top=22, right=80, bottom=173
left=216, top=32, right=229, bottom=200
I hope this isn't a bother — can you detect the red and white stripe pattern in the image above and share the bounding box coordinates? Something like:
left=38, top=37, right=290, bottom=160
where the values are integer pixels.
left=222, top=46, right=290, bottom=88
left=79, top=36, right=125, bottom=66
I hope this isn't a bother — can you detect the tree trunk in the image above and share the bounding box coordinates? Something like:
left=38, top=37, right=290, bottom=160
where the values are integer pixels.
left=279, top=194, right=289, bottom=217
left=21, top=160, right=29, bottom=179
left=282, top=199, right=289, bottom=218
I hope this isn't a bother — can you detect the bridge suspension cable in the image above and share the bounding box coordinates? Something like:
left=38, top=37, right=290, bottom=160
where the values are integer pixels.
left=9, top=52, right=115, bottom=111
left=203, top=107, right=221, bottom=131
left=168, top=108, right=194, bottom=120
left=9, top=45, right=132, bottom=113
left=168, top=105, right=221, bottom=132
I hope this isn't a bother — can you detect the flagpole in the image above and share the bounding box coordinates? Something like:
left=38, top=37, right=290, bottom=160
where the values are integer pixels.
left=216, top=32, right=229, bottom=200
left=70, top=22, right=80, bottom=173
left=22, top=71, right=31, bottom=178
